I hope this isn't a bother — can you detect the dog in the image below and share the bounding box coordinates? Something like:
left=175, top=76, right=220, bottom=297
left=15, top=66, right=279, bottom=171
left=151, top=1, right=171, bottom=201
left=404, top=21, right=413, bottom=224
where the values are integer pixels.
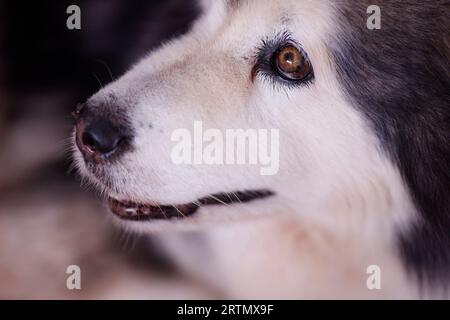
left=73, top=0, right=450, bottom=298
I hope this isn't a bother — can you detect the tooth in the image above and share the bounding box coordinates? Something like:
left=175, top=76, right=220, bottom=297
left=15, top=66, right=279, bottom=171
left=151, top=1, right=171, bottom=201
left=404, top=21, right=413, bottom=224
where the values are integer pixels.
left=125, top=208, right=137, bottom=216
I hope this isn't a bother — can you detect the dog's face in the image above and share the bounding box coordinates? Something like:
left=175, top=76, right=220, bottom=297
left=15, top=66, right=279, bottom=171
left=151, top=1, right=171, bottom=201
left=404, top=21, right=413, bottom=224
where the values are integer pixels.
left=73, top=0, right=411, bottom=231
left=72, top=0, right=450, bottom=288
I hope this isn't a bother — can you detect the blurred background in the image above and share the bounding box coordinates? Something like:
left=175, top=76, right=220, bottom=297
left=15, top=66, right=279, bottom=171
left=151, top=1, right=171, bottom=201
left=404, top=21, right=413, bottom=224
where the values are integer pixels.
left=0, top=0, right=216, bottom=299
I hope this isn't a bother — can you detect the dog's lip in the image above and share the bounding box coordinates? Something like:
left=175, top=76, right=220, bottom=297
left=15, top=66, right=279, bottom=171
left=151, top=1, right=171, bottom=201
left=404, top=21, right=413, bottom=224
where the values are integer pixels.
left=109, top=198, right=199, bottom=220
left=108, top=189, right=274, bottom=221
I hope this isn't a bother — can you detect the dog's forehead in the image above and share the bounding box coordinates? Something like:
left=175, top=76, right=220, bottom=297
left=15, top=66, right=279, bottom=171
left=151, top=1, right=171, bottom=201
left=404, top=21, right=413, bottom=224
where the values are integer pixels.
left=199, top=0, right=334, bottom=52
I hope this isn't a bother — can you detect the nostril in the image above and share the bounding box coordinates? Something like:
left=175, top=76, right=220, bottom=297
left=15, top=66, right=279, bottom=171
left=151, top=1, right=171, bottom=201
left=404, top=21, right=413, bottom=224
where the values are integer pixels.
left=81, top=120, right=123, bottom=156
left=75, top=101, right=133, bottom=162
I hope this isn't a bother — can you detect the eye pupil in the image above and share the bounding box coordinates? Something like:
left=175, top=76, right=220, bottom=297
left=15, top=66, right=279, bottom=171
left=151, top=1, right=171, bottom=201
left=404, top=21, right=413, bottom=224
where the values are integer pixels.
left=284, top=52, right=294, bottom=63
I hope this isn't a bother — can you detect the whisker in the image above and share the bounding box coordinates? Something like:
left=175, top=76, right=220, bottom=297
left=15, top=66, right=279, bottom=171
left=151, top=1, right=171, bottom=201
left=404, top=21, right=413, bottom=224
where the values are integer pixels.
left=92, top=72, right=104, bottom=89
left=207, top=194, right=231, bottom=207
left=192, top=200, right=202, bottom=207
left=95, top=59, right=114, bottom=82
left=172, top=205, right=186, bottom=218
left=155, top=203, right=169, bottom=219
left=231, top=191, right=243, bottom=204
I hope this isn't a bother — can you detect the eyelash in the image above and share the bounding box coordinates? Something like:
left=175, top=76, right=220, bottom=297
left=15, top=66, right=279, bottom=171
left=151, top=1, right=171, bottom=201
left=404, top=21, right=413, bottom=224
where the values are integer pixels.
left=253, top=32, right=314, bottom=90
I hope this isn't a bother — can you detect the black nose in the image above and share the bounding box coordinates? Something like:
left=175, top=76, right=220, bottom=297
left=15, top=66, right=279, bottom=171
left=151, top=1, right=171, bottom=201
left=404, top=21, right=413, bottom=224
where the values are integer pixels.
left=75, top=103, right=132, bottom=162
left=82, top=119, right=122, bottom=155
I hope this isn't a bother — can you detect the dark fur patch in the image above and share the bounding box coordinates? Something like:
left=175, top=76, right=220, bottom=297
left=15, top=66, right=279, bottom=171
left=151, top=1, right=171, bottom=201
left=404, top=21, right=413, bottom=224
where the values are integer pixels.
left=331, top=0, right=450, bottom=286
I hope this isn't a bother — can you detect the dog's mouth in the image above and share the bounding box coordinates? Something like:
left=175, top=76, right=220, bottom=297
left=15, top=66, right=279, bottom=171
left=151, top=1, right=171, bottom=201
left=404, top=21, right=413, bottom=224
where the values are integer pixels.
left=109, top=190, right=274, bottom=221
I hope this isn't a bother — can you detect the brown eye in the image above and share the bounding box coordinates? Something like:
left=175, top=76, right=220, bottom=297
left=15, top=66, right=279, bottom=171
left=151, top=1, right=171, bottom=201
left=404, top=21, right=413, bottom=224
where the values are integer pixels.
left=275, top=45, right=312, bottom=81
